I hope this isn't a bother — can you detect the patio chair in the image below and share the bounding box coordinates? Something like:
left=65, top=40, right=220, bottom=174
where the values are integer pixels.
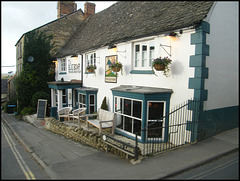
left=69, top=107, right=86, bottom=124
left=58, top=107, right=72, bottom=121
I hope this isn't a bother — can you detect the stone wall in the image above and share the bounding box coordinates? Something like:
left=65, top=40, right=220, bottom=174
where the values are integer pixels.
left=45, top=117, right=141, bottom=160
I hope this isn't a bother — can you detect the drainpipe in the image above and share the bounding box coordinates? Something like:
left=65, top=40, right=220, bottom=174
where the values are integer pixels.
left=80, top=53, right=83, bottom=86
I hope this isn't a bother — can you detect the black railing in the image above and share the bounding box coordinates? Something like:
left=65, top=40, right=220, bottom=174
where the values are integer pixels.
left=138, top=99, right=201, bottom=156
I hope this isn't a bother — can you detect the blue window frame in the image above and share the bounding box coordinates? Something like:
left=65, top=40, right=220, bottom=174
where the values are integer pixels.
left=111, top=85, right=173, bottom=143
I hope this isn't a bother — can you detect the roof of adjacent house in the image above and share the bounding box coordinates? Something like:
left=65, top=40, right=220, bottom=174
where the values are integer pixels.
left=15, top=8, right=85, bottom=56
left=56, top=1, right=214, bottom=57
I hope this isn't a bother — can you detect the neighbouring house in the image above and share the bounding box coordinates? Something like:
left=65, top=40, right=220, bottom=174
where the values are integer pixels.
left=47, top=1, right=238, bottom=143
left=15, top=1, right=95, bottom=76
left=1, top=79, right=8, bottom=106
left=7, top=73, right=17, bottom=101
left=14, top=1, right=95, bottom=113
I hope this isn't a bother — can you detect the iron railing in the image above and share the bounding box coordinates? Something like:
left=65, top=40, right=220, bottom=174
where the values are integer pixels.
left=139, top=99, right=201, bottom=156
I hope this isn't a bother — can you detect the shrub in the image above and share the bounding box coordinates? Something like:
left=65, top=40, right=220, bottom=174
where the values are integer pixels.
left=100, top=96, right=108, bottom=111
left=32, top=91, right=50, bottom=110
left=20, top=107, right=36, bottom=116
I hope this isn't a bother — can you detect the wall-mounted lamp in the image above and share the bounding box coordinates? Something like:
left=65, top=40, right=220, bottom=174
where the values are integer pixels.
left=164, top=32, right=177, bottom=37
left=71, top=54, right=78, bottom=58
left=164, top=30, right=183, bottom=37
left=108, top=44, right=116, bottom=49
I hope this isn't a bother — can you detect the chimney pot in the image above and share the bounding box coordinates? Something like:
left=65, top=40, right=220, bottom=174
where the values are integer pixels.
left=84, top=2, right=96, bottom=20
left=58, top=1, right=77, bottom=18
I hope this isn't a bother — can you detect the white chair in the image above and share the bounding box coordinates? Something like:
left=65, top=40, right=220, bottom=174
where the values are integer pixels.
left=58, top=107, right=72, bottom=121
left=69, top=108, right=86, bottom=125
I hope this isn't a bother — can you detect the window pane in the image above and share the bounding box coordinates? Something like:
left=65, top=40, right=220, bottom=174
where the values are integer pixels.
left=124, top=99, right=131, bottom=116
left=135, top=52, right=140, bottom=67
left=135, top=45, right=140, bottom=67
left=90, top=106, right=95, bottom=114
left=115, top=97, right=123, bottom=113
left=79, top=94, right=82, bottom=102
left=83, top=94, right=86, bottom=104
left=124, top=117, right=132, bottom=133
left=135, top=45, right=140, bottom=52
left=147, top=121, right=163, bottom=138
left=133, top=119, right=141, bottom=136
left=116, top=114, right=123, bottom=129
left=149, top=42, right=155, bottom=66
left=142, top=45, right=147, bottom=67
left=148, top=102, right=164, bottom=120
left=90, top=95, right=94, bottom=104
left=133, top=100, right=142, bottom=119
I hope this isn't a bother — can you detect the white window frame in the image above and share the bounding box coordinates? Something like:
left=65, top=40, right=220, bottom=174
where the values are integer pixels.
left=62, top=89, right=67, bottom=106
left=55, top=89, right=58, bottom=106
left=86, top=52, right=96, bottom=67
left=133, top=40, right=155, bottom=70
left=89, top=94, right=95, bottom=114
left=114, top=96, right=142, bottom=139
left=146, top=101, right=166, bottom=141
left=60, top=58, right=67, bottom=72
left=78, top=93, right=86, bottom=108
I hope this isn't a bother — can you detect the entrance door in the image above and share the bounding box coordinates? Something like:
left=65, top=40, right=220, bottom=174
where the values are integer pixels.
left=147, top=101, right=165, bottom=139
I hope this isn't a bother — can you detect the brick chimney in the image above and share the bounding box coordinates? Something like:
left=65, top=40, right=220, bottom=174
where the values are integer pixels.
left=84, top=2, right=96, bottom=20
left=57, top=1, right=77, bottom=18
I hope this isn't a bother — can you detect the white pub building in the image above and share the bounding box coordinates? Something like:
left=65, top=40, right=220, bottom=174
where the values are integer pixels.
left=48, top=2, right=239, bottom=143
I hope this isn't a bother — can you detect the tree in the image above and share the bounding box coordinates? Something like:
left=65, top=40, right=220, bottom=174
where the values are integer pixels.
left=100, top=96, right=108, bottom=111
left=15, top=30, right=55, bottom=113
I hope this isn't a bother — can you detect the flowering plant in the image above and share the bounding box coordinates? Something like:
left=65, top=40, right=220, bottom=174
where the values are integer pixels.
left=152, top=57, right=172, bottom=76
left=109, top=62, right=123, bottom=69
left=86, top=64, right=96, bottom=70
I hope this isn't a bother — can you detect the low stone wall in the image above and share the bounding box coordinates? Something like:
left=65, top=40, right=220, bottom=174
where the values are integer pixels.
left=44, top=117, right=140, bottom=160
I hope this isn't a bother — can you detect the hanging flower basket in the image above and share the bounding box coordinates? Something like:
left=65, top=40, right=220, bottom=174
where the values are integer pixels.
left=154, top=64, right=165, bottom=71
left=109, top=62, right=123, bottom=72
left=86, top=65, right=96, bottom=73
left=87, top=69, right=95, bottom=73
left=152, top=57, right=172, bottom=77
left=112, top=67, right=121, bottom=72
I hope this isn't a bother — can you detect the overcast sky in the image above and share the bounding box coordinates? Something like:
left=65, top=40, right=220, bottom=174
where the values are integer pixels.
left=1, top=1, right=116, bottom=74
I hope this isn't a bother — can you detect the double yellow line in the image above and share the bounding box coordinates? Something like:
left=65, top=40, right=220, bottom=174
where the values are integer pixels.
left=1, top=116, right=36, bottom=180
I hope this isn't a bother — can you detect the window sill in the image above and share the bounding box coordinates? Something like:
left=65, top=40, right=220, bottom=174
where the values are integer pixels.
left=59, top=72, right=67, bottom=75
left=130, top=70, right=154, bottom=74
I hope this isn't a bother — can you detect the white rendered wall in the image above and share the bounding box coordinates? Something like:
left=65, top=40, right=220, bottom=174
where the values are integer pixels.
left=82, top=30, right=195, bottom=112
left=56, top=55, right=82, bottom=81
left=204, top=2, right=239, bottom=110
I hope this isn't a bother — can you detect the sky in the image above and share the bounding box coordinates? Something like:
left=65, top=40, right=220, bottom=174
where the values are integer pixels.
left=1, top=1, right=116, bottom=74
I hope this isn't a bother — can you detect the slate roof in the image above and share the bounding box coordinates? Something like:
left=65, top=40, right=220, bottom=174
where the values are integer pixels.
left=56, top=1, right=214, bottom=57
left=15, top=8, right=85, bottom=56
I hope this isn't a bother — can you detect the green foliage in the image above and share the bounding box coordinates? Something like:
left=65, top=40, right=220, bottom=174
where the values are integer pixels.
left=32, top=91, right=50, bottom=110
left=15, top=30, right=55, bottom=114
left=3, top=97, right=18, bottom=113
left=20, top=107, right=36, bottom=116
left=100, top=96, right=108, bottom=111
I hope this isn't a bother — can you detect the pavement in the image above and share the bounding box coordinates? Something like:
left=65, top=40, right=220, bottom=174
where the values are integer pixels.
left=1, top=111, right=239, bottom=180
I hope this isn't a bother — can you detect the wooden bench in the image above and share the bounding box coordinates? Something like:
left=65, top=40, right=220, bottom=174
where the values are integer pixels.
left=85, top=109, right=116, bottom=135
left=58, top=107, right=72, bottom=121
left=69, top=108, right=86, bottom=124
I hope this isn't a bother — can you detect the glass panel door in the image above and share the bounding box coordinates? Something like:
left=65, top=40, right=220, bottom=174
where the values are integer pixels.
left=147, top=101, right=165, bottom=139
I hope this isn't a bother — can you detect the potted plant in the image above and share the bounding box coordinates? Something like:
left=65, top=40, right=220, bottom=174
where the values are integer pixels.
left=86, top=64, right=96, bottom=73
left=109, top=62, right=123, bottom=72
left=152, top=57, right=172, bottom=76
